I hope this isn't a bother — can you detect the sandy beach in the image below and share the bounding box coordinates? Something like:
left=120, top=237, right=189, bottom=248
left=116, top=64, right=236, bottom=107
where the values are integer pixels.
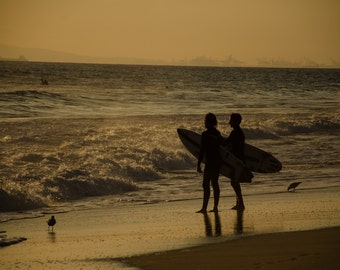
left=124, top=227, right=340, bottom=270
left=1, top=187, right=340, bottom=269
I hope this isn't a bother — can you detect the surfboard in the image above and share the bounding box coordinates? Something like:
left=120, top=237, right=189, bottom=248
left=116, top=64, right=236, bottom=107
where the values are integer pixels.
left=177, top=129, right=254, bottom=183
left=243, top=143, right=282, bottom=173
left=177, top=129, right=282, bottom=180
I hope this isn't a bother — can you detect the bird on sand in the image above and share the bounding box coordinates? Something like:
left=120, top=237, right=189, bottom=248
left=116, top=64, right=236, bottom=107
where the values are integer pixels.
left=47, top=216, right=56, bottom=232
left=287, top=182, right=302, bottom=191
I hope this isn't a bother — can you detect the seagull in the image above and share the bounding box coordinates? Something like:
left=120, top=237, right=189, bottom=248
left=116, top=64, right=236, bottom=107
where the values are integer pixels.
left=287, top=182, right=302, bottom=191
left=47, top=216, right=56, bottom=232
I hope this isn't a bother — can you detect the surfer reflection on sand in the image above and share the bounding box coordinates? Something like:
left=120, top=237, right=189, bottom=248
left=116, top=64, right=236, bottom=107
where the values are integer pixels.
left=203, top=212, right=222, bottom=237
left=202, top=210, right=244, bottom=237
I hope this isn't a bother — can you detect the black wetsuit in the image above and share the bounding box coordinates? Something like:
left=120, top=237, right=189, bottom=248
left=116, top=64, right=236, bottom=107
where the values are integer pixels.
left=222, top=126, right=245, bottom=162
left=222, top=125, right=247, bottom=208
left=198, top=127, right=222, bottom=170
left=198, top=127, right=222, bottom=210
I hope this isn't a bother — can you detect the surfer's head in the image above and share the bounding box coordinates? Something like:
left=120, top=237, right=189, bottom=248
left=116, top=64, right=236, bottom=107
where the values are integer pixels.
left=205, top=113, right=218, bottom=128
left=229, top=113, right=242, bottom=127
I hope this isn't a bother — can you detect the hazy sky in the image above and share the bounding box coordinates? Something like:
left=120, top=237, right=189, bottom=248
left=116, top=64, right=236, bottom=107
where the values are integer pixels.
left=1, top=0, right=339, bottom=64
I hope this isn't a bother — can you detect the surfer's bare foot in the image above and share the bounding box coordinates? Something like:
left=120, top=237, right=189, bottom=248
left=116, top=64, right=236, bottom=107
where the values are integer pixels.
left=209, top=208, right=218, bottom=213
left=196, top=209, right=207, bottom=213
left=231, top=205, right=245, bottom=210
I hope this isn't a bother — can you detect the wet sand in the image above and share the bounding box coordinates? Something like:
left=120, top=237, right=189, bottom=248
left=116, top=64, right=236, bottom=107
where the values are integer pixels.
left=123, top=227, right=340, bottom=270
left=1, top=187, right=339, bottom=269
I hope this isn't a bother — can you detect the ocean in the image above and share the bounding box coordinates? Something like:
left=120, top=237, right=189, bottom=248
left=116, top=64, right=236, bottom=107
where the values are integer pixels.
left=0, top=61, right=339, bottom=222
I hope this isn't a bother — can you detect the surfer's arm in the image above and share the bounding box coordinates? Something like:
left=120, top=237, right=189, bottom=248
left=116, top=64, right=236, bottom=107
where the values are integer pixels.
left=218, top=135, right=230, bottom=146
left=197, top=149, right=204, bottom=173
left=197, top=164, right=203, bottom=173
left=197, top=134, right=205, bottom=173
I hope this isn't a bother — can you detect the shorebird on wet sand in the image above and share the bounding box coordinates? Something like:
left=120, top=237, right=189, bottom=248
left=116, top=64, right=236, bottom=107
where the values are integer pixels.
left=47, top=216, right=56, bottom=232
left=287, top=182, right=302, bottom=192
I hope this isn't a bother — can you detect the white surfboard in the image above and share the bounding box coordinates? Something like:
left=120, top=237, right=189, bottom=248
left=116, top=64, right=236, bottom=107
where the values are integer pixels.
left=243, top=143, right=282, bottom=173
left=177, top=129, right=254, bottom=183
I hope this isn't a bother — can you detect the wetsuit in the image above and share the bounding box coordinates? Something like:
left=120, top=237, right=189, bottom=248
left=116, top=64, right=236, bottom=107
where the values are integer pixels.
left=198, top=127, right=222, bottom=211
left=222, top=126, right=245, bottom=162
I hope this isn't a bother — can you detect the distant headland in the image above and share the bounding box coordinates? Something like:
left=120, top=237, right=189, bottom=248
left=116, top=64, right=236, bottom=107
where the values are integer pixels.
left=1, top=43, right=339, bottom=68
left=0, top=55, right=28, bottom=62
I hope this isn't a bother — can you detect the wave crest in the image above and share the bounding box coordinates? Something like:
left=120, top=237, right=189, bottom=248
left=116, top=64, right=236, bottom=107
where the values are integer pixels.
left=1, top=114, right=337, bottom=211
left=242, top=114, right=339, bottom=139
left=44, top=176, right=138, bottom=202
left=272, top=118, right=340, bottom=136
left=0, top=118, right=197, bottom=211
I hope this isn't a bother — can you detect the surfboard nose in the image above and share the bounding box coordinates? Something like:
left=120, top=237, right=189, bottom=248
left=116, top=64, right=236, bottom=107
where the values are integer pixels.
left=177, top=128, right=188, bottom=138
left=177, top=128, right=193, bottom=142
left=177, top=128, right=185, bottom=137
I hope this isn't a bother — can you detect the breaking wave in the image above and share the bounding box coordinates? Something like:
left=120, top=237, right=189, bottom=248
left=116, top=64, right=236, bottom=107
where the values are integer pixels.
left=0, top=111, right=338, bottom=212
left=0, top=117, right=196, bottom=211
left=244, top=114, right=339, bottom=139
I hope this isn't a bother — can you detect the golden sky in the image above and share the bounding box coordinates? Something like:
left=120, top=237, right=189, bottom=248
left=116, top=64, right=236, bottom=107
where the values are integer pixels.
left=1, top=0, right=339, bottom=65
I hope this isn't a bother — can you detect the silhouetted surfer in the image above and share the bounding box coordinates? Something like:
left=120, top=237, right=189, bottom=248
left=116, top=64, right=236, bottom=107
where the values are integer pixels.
left=197, top=113, right=222, bottom=213
left=221, top=113, right=246, bottom=210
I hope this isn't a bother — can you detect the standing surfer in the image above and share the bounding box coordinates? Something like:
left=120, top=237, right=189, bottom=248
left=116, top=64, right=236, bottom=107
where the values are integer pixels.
left=197, top=113, right=222, bottom=213
left=221, top=113, right=246, bottom=210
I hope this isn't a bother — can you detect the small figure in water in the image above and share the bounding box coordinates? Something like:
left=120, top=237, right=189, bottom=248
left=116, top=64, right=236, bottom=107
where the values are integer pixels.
left=41, top=78, right=48, bottom=85
left=197, top=113, right=222, bottom=213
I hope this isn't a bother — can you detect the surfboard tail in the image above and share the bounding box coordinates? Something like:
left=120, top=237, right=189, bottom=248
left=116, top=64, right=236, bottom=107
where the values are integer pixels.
left=239, top=169, right=254, bottom=183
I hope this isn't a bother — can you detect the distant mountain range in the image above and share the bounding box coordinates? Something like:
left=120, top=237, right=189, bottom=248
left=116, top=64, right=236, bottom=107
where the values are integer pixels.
left=0, top=44, right=154, bottom=65
left=1, top=44, right=339, bottom=68
left=0, top=55, right=28, bottom=61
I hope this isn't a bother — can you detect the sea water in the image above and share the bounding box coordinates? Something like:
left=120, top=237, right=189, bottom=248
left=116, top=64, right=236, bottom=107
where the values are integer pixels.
left=0, top=61, right=339, bottom=222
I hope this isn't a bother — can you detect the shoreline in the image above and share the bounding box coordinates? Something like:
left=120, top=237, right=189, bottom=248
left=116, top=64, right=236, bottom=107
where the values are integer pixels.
left=0, top=188, right=339, bottom=269
left=121, top=226, right=340, bottom=270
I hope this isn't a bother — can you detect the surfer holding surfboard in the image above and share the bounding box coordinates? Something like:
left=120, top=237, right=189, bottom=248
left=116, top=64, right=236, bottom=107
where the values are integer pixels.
left=220, top=113, right=246, bottom=210
left=196, top=113, right=222, bottom=213
left=177, top=113, right=282, bottom=213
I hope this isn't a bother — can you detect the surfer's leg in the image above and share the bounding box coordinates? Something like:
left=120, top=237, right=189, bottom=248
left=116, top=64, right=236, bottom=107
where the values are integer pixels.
left=211, top=172, right=220, bottom=212
left=231, top=180, right=245, bottom=210
left=230, top=180, right=238, bottom=206
left=197, top=173, right=210, bottom=213
left=202, top=180, right=210, bottom=211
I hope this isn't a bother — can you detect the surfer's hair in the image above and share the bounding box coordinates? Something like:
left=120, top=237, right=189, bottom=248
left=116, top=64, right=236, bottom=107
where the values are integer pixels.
left=205, top=113, right=218, bottom=128
left=230, top=113, right=242, bottom=124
